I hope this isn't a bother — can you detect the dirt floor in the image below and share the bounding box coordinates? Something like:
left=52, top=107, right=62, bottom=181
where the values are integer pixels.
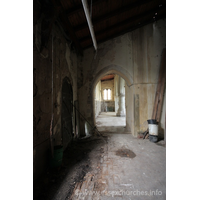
left=33, top=133, right=166, bottom=200
left=33, top=135, right=106, bottom=200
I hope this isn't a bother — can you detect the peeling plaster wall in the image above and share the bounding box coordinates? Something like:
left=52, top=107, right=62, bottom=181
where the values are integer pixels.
left=33, top=1, right=78, bottom=180
left=78, top=19, right=166, bottom=137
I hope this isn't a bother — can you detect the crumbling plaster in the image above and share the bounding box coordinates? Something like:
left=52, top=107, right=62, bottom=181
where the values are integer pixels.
left=33, top=12, right=79, bottom=180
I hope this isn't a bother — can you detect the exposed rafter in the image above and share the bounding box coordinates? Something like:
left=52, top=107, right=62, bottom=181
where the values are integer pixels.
left=80, top=5, right=166, bottom=44
left=60, top=0, right=102, bottom=17
left=83, top=14, right=166, bottom=49
left=74, top=0, right=153, bottom=32
left=52, top=0, right=166, bottom=51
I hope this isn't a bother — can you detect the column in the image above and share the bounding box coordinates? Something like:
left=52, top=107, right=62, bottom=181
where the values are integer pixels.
left=114, top=75, right=119, bottom=112
left=116, top=76, right=126, bottom=117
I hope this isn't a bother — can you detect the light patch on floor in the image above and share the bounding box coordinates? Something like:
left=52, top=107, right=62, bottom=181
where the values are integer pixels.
left=96, top=112, right=126, bottom=132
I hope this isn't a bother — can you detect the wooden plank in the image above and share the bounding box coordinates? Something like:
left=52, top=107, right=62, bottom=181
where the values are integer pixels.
left=152, top=48, right=166, bottom=122
left=64, top=0, right=102, bottom=17
left=82, top=13, right=166, bottom=49
left=143, top=130, right=149, bottom=139
left=156, top=75, right=166, bottom=122
left=79, top=5, right=166, bottom=43
left=74, top=0, right=153, bottom=32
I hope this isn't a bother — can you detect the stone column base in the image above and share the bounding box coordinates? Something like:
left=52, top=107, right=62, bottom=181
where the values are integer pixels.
left=116, top=111, right=126, bottom=117
left=116, top=114, right=126, bottom=117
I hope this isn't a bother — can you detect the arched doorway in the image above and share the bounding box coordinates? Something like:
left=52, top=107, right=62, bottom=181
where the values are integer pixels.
left=61, top=77, right=73, bottom=150
left=89, top=65, right=134, bottom=135
left=94, top=73, right=126, bottom=132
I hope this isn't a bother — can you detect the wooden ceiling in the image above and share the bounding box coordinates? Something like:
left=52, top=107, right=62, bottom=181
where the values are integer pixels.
left=50, top=0, right=166, bottom=54
left=101, top=74, right=115, bottom=81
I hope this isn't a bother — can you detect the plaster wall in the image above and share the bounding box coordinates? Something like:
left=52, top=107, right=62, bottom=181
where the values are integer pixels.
left=78, top=19, right=166, bottom=136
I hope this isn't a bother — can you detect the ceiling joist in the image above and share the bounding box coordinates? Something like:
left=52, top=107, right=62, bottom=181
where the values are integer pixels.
left=83, top=13, right=166, bottom=49
left=49, top=0, right=166, bottom=51
left=80, top=5, right=166, bottom=44
left=74, top=0, right=153, bottom=32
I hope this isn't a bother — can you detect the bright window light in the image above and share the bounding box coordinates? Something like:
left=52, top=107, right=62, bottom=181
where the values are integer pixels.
left=108, top=89, right=111, bottom=100
left=103, top=89, right=111, bottom=100
left=104, top=89, right=107, bottom=100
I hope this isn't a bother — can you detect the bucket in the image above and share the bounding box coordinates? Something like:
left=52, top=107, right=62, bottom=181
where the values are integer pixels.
left=147, top=119, right=158, bottom=143
left=147, top=119, right=158, bottom=124
left=50, top=145, right=63, bottom=168
left=148, top=124, right=158, bottom=136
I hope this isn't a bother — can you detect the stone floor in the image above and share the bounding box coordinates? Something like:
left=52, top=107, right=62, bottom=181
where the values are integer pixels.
left=96, top=112, right=126, bottom=132
left=34, top=133, right=166, bottom=200
left=70, top=133, right=166, bottom=200
left=34, top=110, right=166, bottom=200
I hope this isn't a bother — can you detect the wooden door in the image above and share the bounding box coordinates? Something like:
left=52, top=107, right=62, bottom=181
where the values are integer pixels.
left=61, top=77, right=73, bottom=150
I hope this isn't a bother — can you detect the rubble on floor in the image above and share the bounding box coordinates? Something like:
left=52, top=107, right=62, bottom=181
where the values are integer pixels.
left=34, top=133, right=166, bottom=200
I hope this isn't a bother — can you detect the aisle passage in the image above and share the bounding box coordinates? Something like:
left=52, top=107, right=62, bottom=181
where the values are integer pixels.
left=96, top=112, right=126, bottom=132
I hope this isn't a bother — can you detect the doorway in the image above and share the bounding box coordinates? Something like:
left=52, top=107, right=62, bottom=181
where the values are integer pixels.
left=61, top=77, right=73, bottom=150
left=94, top=74, right=126, bottom=132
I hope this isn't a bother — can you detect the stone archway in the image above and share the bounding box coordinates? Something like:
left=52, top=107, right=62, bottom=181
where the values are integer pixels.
left=92, top=64, right=133, bottom=88
left=91, top=65, right=134, bottom=134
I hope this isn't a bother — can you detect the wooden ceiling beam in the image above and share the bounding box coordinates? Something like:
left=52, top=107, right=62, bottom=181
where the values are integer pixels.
left=80, top=5, right=166, bottom=43
left=82, top=13, right=166, bottom=49
left=63, top=0, right=102, bottom=17
left=74, top=0, right=155, bottom=32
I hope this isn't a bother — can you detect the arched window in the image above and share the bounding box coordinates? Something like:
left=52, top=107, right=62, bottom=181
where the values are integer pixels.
left=103, top=89, right=111, bottom=100
left=108, top=89, right=111, bottom=100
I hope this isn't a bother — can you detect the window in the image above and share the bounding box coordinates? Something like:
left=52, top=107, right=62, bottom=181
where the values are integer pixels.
left=103, top=89, right=111, bottom=100
left=108, top=89, right=111, bottom=100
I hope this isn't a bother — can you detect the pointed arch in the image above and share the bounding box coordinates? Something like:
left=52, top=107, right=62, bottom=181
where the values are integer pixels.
left=92, top=64, right=133, bottom=90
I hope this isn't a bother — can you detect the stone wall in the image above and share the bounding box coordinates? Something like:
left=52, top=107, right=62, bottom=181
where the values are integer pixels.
left=95, top=100, right=101, bottom=117
left=33, top=0, right=78, bottom=180
left=78, top=19, right=166, bottom=136
left=101, top=101, right=115, bottom=112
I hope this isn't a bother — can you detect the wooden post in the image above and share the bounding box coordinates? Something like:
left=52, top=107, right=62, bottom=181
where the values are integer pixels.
left=152, top=48, right=166, bottom=122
